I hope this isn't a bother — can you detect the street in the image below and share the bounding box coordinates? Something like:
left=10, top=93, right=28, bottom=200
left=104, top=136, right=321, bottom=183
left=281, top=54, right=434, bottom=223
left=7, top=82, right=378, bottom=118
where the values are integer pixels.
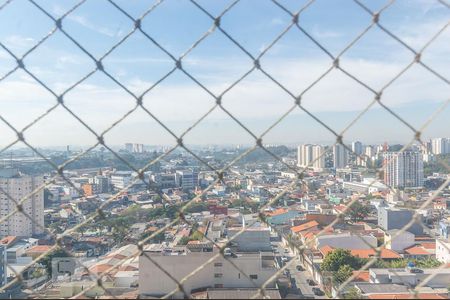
left=272, top=241, right=327, bottom=299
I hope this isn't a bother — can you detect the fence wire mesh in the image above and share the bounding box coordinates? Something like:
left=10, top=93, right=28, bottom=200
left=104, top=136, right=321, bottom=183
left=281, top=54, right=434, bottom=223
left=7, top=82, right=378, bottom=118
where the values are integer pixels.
left=0, top=0, right=449, bottom=299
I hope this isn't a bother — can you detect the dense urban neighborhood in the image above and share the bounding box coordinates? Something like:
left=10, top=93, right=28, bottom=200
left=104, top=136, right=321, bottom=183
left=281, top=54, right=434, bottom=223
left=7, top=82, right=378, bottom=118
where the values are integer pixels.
left=0, top=138, right=449, bottom=299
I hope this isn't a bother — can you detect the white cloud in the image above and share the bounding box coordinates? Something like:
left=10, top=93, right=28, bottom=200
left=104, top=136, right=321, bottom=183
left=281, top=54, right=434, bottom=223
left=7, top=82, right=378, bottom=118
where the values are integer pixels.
left=68, top=15, right=122, bottom=38
left=4, top=35, right=35, bottom=49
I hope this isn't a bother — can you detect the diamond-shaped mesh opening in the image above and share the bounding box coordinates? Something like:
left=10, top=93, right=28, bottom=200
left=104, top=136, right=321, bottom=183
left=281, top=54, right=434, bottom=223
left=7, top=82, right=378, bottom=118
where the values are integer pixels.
left=140, top=0, right=213, bottom=55
left=0, top=0, right=54, bottom=57
left=295, top=0, right=372, bottom=55
left=0, top=69, right=56, bottom=130
left=102, top=31, right=175, bottom=96
left=23, top=30, right=96, bottom=94
left=60, top=0, right=134, bottom=57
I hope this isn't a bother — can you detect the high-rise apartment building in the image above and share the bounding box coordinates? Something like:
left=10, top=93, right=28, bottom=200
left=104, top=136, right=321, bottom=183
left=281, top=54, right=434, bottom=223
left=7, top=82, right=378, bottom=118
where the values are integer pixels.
left=0, top=245, right=6, bottom=286
left=333, top=144, right=348, bottom=169
left=352, top=141, right=363, bottom=155
left=383, top=151, right=423, bottom=188
left=431, top=138, right=449, bottom=155
left=0, top=169, right=44, bottom=237
left=364, top=146, right=374, bottom=158
left=125, top=143, right=145, bottom=153
left=133, top=143, right=144, bottom=153
left=297, top=145, right=324, bottom=171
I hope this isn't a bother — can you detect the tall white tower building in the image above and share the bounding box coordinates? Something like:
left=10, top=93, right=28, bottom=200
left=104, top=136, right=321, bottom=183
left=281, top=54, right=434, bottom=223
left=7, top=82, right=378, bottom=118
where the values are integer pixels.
left=333, top=144, right=348, bottom=169
left=383, top=151, right=423, bottom=188
left=0, top=169, right=44, bottom=238
left=431, top=138, right=449, bottom=155
left=297, top=145, right=324, bottom=171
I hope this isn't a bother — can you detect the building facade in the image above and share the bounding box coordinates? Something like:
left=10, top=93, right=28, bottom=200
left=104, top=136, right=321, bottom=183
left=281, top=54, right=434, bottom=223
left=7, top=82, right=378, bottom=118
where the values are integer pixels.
left=431, top=138, right=449, bottom=155
left=0, top=245, right=6, bottom=286
left=352, top=141, right=363, bottom=155
left=0, top=169, right=44, bottom=238
left=297, top=144, right=325, bottom=171
left=110, top=171, right=133, bottom=190
left=139, top=249, right=277, bottom=298
left=176, top=169, right=199, bottom=191
left=378, top=207, right=423, bottom=236
left=333, top=144, right=348, bottom=169
left=383, top=151, right=423, bottom=188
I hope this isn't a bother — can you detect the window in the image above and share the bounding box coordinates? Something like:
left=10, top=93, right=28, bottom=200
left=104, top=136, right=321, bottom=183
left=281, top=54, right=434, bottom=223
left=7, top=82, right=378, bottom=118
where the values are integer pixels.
left=214, top=273, right=223, bottom=278
left=250, top=274, right=258, bottom=280
left=214, top=262, right=223, bottom=267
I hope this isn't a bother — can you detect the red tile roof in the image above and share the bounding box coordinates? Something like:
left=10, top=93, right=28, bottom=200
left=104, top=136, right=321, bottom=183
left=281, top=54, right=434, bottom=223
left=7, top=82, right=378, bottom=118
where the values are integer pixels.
left=404, top=245, right=432, bottom=256
left=320, top=246, right=401, bottom=259
left=351, top=271, right=369, bottom=282
left=25, top=245, right=53, bottom=253
left=291, top=221, right=319, bottom=233
left=266, top=208, right=289, bottom=217
left=0, top=236, right=17, bottom=246
left=420, top=242, right=436, bottom=250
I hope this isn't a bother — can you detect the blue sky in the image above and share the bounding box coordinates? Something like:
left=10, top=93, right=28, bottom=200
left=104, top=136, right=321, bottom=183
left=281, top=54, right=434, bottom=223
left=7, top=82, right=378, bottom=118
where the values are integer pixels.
left=0, top=0, right=449, bottom=147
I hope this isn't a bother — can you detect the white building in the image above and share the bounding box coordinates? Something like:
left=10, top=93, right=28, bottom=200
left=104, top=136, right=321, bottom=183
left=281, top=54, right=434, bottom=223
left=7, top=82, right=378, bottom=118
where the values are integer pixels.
left=125, top=143, right=144, bottom=153
left=343, top=178, right=388, bottom=194
left=333, top=144, right=348, bottom=169
left=0, top=169, right=44, bottom=237
left=364, top=145, right=374, bottom=158
left=139, top=248, right=277, bottom=298
left=370, top=268, right=450, bottom=288
left=227, top=227, right=271, bottom=252
left=383, top=151, right=423, bottom=188
left=384, top=230, right=415, bottom=252
left=110, top=171, right=133, bottom=190
left=176, top=169, right=198, bottom=191
left=297, top=144, right=325, bottom=171
left=436, top=239, right=450, bottom=264
left=316, top=232, right=377, bottom=250
left=431, top=138, right=449, bottom=155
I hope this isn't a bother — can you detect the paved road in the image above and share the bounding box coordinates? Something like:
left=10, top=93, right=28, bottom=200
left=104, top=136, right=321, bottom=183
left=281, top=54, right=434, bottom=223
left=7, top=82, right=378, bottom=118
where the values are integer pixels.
left=271, top=242, right=327, bottom=299
left=285, top=256, right=328, bottom=299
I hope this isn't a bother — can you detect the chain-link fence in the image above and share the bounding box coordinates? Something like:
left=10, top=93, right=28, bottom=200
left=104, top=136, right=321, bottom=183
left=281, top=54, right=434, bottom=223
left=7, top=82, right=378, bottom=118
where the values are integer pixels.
left=0, top=0, right=449, bottom=299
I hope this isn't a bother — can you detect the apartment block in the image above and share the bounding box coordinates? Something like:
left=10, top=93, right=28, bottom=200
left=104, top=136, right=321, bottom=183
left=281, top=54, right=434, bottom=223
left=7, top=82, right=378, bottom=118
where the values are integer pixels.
left=0, top=169, right=44, bottom=238
left=139, top=247, right=276, bottom=298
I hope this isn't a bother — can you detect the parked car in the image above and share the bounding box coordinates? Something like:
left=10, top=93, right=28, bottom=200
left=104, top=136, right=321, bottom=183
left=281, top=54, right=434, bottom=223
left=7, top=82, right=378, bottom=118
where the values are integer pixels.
left=409, top=268, right=424, bottom=274
left=296, top=265, right=304, bottom=271
left=312, top=287, right=324, bottom=296
left=306, top=279, right=316, bottom=286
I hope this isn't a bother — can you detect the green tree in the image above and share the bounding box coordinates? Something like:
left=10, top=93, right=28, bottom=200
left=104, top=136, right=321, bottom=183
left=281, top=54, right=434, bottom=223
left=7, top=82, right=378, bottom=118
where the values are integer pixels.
left=321, top=249, right=362, bottom=272
left=178, top=236, right=191, bottom=245
left=345, top=201, right=370, bottom=223
left=333, top=265, right=353, bottom=285
left=190, top=231, right=204, bottom=241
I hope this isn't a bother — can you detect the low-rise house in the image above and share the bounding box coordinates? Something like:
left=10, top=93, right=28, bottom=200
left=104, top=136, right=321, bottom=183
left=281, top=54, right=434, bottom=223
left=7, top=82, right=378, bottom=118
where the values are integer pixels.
left=370, top=268, right=450, bottom=288
left=316, top=232, right=378, bottom=250
left=139, top=247, right=277, bottom=298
